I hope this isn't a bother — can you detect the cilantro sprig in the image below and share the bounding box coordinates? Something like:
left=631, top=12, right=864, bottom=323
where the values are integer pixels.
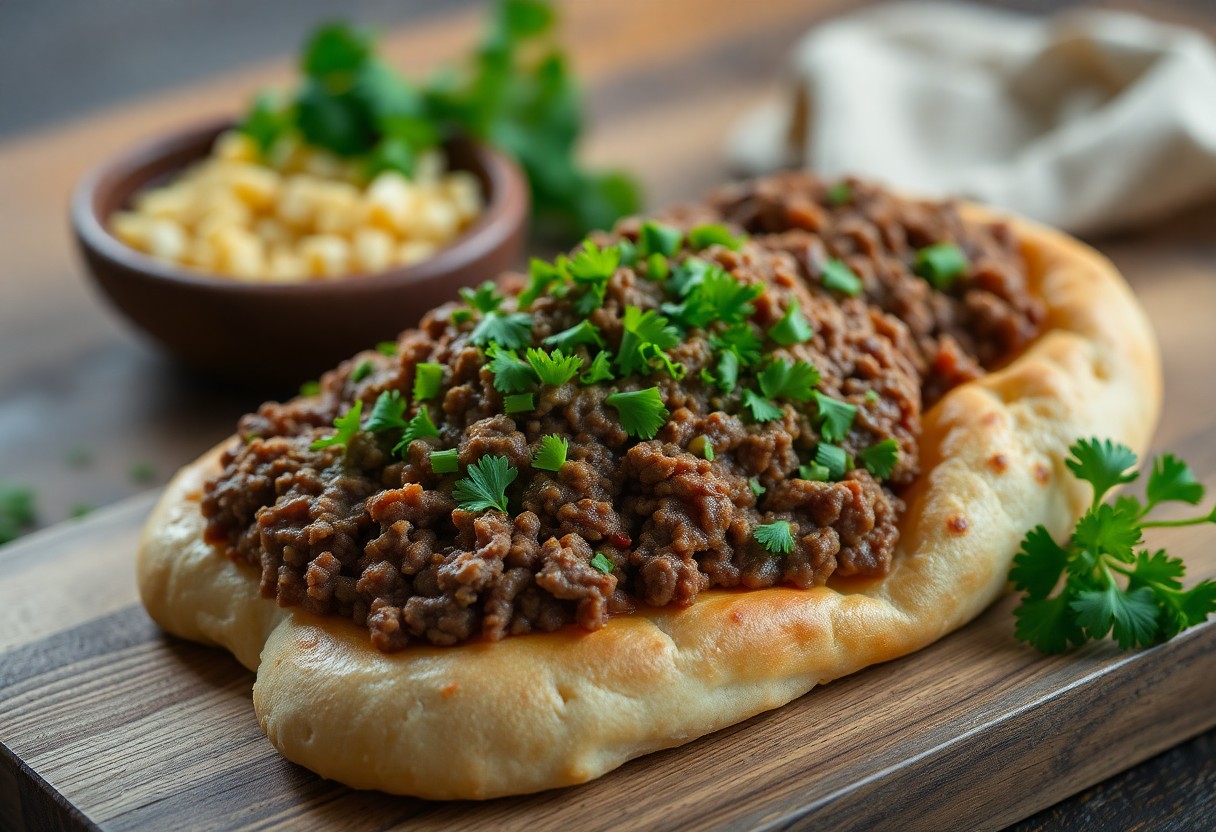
left=311, top=400, right=364, bottom=451
left=754, top=520, right=795, bottom=555
left=453, top=454, right=518, bottom=513
left=605, top=387, right=669, bottom=439
left=532, top=434, right=569, bottom=471
left=1011, top=438, right=1216, bottom=653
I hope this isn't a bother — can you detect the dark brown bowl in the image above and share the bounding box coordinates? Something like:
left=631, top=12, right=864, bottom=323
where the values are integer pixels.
left=72, top=118, right=529, bottom=382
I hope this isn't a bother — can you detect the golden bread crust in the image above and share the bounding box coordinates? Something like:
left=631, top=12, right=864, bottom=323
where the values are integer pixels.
left=137, top=209, right=1160, bottom=799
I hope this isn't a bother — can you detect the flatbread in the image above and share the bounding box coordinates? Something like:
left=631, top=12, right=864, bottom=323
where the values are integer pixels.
left=137, top=209, right=1160, bottom=799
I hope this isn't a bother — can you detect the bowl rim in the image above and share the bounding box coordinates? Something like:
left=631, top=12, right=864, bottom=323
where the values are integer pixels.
left=70, top=116, right=529, bottom=296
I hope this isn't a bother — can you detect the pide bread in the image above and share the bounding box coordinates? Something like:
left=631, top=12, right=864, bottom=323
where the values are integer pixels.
left=138, top=178, right=1159, bottom=799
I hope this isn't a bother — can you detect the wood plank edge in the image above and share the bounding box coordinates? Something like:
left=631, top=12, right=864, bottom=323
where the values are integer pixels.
left=0, top=741, right=101, bottom=832
left=754, top=624, right=1216, bottom=832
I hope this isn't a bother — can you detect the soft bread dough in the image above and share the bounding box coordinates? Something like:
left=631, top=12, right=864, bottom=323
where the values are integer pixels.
left=137, top=209, right=1160, bottom=799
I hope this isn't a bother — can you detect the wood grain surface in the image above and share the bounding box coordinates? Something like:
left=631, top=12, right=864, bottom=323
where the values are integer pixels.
left=1, top=0, right=1215, bottom=829
left=0, top=494, right=1212, bottom=831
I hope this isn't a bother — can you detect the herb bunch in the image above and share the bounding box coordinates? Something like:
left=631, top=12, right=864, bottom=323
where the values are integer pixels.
left=239, top=0, right=639, bottom=237
left=1011, top=438, right=1216, bottom=652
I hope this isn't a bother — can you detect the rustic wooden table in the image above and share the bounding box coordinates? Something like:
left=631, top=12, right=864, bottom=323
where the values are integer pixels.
left=1, top=0, right=1213, bottom=828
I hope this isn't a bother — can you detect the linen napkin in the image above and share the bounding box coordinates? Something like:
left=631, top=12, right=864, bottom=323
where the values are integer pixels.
left=728, top=2, right=1216, bottom=235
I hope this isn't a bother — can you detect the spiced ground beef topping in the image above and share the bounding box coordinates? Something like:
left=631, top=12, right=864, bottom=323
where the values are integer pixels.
left=201, top=174, right=1043, bottom=650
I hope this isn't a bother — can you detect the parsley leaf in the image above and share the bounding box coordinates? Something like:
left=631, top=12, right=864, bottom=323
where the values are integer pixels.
left=459, top=281, right=504, bottom=314
left=821, top=259, right=862, bottom=296
left=544, top=320, right=604, bottom=352
left=753, top=520, right=794, bottom=555
left=532, top=434, right=569, bottom=471
left=1011, top=437, right=1216, bottom=653
left=526, top=348, right=584, bottom=386
left=605, top=387, right=669, bottom=439
left=758, top=358, right=820, bottom=403
left=519, top=257, right=568, bottom=308
left=688, top=223, right=746, bottom=251
left=311, top=400, right=364, bottom=450
left=485, top=344, right=538, bottom=394
left=470, top=310, right=533, bottom=349
left=568, top=241, right=618, bottom=314
left=616, top=306, right=682, bottom=378
left=812, top=391, right=857, bottom=442
left=394, top=406, right=440, bottom=454
left=814, top=444, right=850, bottom=480
left=365, top=390, right=409, bottom=432
left=858, top=438, right=899, bottom=480
left=1067, top=438, right=1139, bottom=506
left=453, top=454, right=517, bottom=513
left=768, top=297, right=814, bottom=345
left=580, top=351, right=615, bottom=385
left=413, top=362, right=444, bottom=401
left=742, top=389, right=785, bottom=423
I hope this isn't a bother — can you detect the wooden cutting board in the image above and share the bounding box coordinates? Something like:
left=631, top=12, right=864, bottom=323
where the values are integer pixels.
left=1, top=486, right=1213, bottom=832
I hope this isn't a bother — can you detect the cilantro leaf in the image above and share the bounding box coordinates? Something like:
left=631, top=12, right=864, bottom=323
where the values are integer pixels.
left=568, top=240, right=620, bottom=282
left=364, top=390, right=409, bottom=432
left=376, top=341, right=398, bottom=356
left=589, top=552, right=615, bottom=574
left=814, top=444, right=850, bottom=480
left=470, top=310, right=533, bottom=349
left=688, top=224, right=746, bottom=251
left=1071, top=584, right=1159, bottom=649
left=1014, top=592, right=1085, bottom=654
left=857, top=438, right=899, bottom=480
left=664, top=268, right=762, bottom=329
left=753, top=520, right=794, bottom=555
left=580, top=351, right=615, bottom=385
left=812, top=391, right=857, bottom=442
left=703, top=349, right=739, bottom=393
left=826, top=181, right=852, bottom=206
left=519, top=257, right=568, bottom=308
left=351, top=360, right=374, bottom=383
left=915, top=243, right=969, bottom=291
left=749, top=477, right=766, bottom=497
left=485, top=344, right=538, bottom=394
left=544, top=320, right=604, bottom=352
left=1067, top=438, right=1139, bottom=505
left=526, top=348, right=584, bottom=386
left=394, top=406, right=440, bottom=454
left=413, top=362, right=444, bottom=401
left=798, top=463, right=830, bottom=482
left=821, top=259, right=862, bottom=296
left=710, top=323, right=763, bottom=366
left=742, top=389, right=784, bottom=423
left=1010, top=525, right=1070, bottom=599
left=768, top=297, right=813, bottom=346
left=452, top=454, right=518, bottom=513
left=1072, top=502, right=1142, bottom=563
left=532, top=434, right=569, bottom=471
left=1127, top=549, right=1185, bottom=593
left=1146, top=453, right=1204, bottom=507
left=638, top=221, right=682, bottom=258
left=459, top=281, right=505, bottom=314
left=1177, top=580, right=1216, bottom=629
left=605, top=387, right=669, bottom=439
left=758, top=358, right=819, bottom=403
left=616, top=306, right=681, bottom=378
left=504, top=392, right=534, bottom=413
left=311, top=399, right=364, bottom=451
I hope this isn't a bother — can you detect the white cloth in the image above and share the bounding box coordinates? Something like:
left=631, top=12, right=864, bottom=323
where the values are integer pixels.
left=728, top=2, right=1216, bottom=235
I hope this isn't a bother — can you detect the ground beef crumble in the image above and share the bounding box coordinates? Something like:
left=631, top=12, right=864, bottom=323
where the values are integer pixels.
left=201, top=174, right=1043, bottom=650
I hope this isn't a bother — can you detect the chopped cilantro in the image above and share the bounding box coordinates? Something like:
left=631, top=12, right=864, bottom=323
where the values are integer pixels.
left=616, top=238, right=638, bottom=267
left=646, top=252, right=670, bottom=281
left=590, top=551, right=615, bottom=574
left=351, top=360, right=374, bottom=383
left=865, top=389, right=880, bottom=404
left=413, top=363, right=444, bottom=401
left=532, top=434, right=569, bottom=471
left=376, top=341, right=398, bottom=356
left=710, top=323, right=763, bottom=366
left=915, top=243, right=969, bottom=290
left=821, top=259, right=863, bottom=296
left=485, top=344, right=537, bottom=394
left=299, top=380, right=321, bottom=396
left=812, top=391, right=857, bottom=442
left=503, top=392, right=535, bottom=413
left=753, top=520, right=794, bottom=555
left=453, top=454, right=517, bottom=513
left=519, top=257, right=568, bottom=309
left=451, top=308, right=474, bottom=325
left=814, top=443, right=849, bottom=480
left=544, top=320, right=604, bottom=352
left=311, top=400, right=364, bottom=450
left=365, top=390, right=409, bottom=432
left=758, top=358, right=820, bottom=403
left=858, top=438, right=899, bottom=479
left=668, top=257, right=713, bottom=297
left=605, top=387, right=669, bottom=439
left=459, top=281, right=504, bottom=314
left=688, top=223, right=746, bottom=251
left=470, top=309, right=533, bottom=349
left=638, top=221, right=683, bottom=258
left=1011, top=438, right=1216, bottom=653
left=664, top=267, right=762, bottom=329
left=580, top=351, right=615, bottom=385
left=393, top=406, right=440, bottom=454
left=703, top=349, right=740, bottom=393
left=826, top=181, right=852, bottom=206
left=568, top=241, right=618, bottom=314
left=616, top=306, right=682, bottom=378
left=429, top=447, right=460, bottom=474
left=798, top=463, right=831, bottom=482
left=749, top=477, right=766, bottom=497
left=742, top=388, right=784, bottom=423
left=768, top=297, right=814, bottom=345
left=526, top=348, right=584, bottom=387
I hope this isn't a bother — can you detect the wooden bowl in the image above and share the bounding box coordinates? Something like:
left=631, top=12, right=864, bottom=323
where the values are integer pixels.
left=71, top=118, right=529, bottom=382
